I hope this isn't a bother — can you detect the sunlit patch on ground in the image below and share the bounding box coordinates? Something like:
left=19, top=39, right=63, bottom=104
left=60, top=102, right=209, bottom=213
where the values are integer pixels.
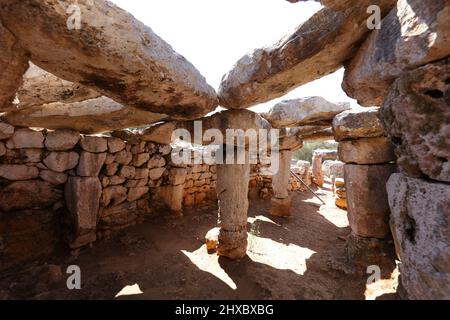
left=247, top=234, right=316, bottom=276
left=247, top=215, right=281, bottom=226
left=364, top=264, right=400, bottom=300
left=115, top=283, right=144, bottom=298
left=182, top=246, right=237, bottom=290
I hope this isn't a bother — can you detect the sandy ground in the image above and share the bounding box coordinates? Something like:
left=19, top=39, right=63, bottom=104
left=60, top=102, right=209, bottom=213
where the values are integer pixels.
left=0, top=180, right=399, bottom=300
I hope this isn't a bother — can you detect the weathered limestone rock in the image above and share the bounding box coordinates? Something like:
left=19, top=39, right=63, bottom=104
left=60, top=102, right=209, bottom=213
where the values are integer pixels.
left=0, top=121, right=14, bottom=140
left=297, top=126, right=334, bottom=142
left=6, top=128, right=44, bottom=149
left=77, top=152, right=106, bottom=177
left=3, top=148, right=41, bottom=164
left=127, top=186, right=149, bottom=202
left=65, top=177, right=102, bottom=244
left=154, top=184, right=184, bottom=215
left=43, top=152, right=79, bottom=173
left=16, top=62, right=100, bottom=109
left=107, top=137, right=126, bottom=153
left=381, top=59, right=450, bottom=183
left=132, top=153, right=150, bottom=167
left=271, top=150, right=292, bottom=217
left=0, top=180, right=60, bottom=211
left=114, top=109, right=270, bottom=146
left=0, top=0, right=217, bottom=120
left=99, top=201, right=138, bottom=230
left=387, top=173, right=450, bottom=300
left=3, top=97, right=169, bottom=134
left=343, top=0, right=450, bottom=106
left=312, top=154, right=324, bottom=187
left=332, top=107, right=384, bottom=141
left=39, top=170, right=68, bottom=185
left=0, top=164, right=39, bottom=180
left=115, top=150, right=132, bottom=165
left=0, top=20, right=29, bottom=111
left=262, top=97, right=350, bottom=128
left=119, top=166, right=136, bottom=180
left=345, top=164, right=397, bottom=239
left=338, top=137, right=395, bottom=164
left=102, top=186, right=128, bottom=207
left=149, top=168, right=166, bottom=181
left=0, top=141, right=5, bottom=156
left=44, top=129, right=80, bottom=151
left=218, top=1, right=395, bottom=109
left=216, top=148, right=250, bottom=259
left=80, top=136, right=107, bottom=153
left=168, top=168, right=188, bottom=186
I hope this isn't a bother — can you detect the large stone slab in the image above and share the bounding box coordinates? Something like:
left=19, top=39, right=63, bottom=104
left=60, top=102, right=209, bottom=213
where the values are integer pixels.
left=345, top=164, right=397, bottom=239
left=332, top=107, right=384, bottom=142
left=77, top=151, right=106, bottom=177
left=262, top=97, right=350, bottom=128
left=343, top=0, right=450, bottom=106
left=16, top=62, right=101, bottom=109
left=218, top=1, right=395, bottom=109
left=338, top=137, right=395, bottom=165
left=0, top=20, right=28, bottom=111
left=6, top=128, right=44, bottom=149
left=44, top=129, right=80, bottom=151
left=381, top=59, right=450, bottom=183
left=387, top=173, right=450, bottom=300
left=43, top=151, right=79, bottom=173
left=114, top=109, right=270, bottom=146
left=0, top=0, right=217, bottom=120
left=65, top=177, right=102, bottom=239
left=2, top=97, right=169, bottom=134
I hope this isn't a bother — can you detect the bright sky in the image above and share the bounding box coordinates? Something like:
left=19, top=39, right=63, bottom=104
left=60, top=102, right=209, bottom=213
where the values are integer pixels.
left=110, top=0, right=358, bottom=113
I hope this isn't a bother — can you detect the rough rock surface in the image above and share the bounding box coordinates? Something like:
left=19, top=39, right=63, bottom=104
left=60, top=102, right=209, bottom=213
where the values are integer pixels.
left=43, top=152, right=79, bottom=173
left=338, top=137, right=395, bottom=165
left=6, top=128, right=44, bottom=149
left=64, top=177, right=102, bottom=246
left=3, top=97, right=169, bottom=134
left=262, top=97, right=350, bottom=128
left=387, top=173, right=450, bottom=300
left=77, top=152, right=106, bottom=177
left=332, top=107, right=384, bottom=142
left=16, top=62, right=100, bottom=109
left=218, top=1, right=395, bottom=109
left=216, top=149, right=250, bottom=260
left=343, top=0, right=450, bottom=106
left=0, top=180, right=61, bottom=211
left=345, top=164, right=397, bottom=239
left=0, top=0, right=217, bottom=120
left=44, top=130, right=80, bottom=151
left=0, top=164, right=39, bottom=181
left=381, top=59, right=450, bottom=183
left=0, top=20, right=28, bottom=111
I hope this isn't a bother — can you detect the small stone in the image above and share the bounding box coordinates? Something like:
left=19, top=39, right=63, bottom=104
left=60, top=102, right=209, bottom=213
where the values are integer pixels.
left=0, top=141, right=5, bottom=156
left=102, top=185, right=128, bottom=207
left=205, top=227, right=220, bottom=253
left=149, top=168, right=166, bottom=181
left=39, top=170, right=68, bottom=185
left=43, top=151, right=79, bottom=173
left=114, top=150, right=132, bottom=165
left=80, top=136, right=108, bottom=153
left=168, top=168, right=188, bottom=186
left=107, top=137, right=125, bottom=153
left=147, top=155, right=166, bottom=168
left=45, top=129, right=80, bottom=151
left=0, top=164, right=39, bottom=180
left=0, top=121, right=14, bottom=140
left=105, top=162, right=119, bottom=176
left=6, top=128, right=44, bottom=149
left=135, top=168, right=149, bottom=179
left=109, top=175, right=126, bottom=185
left=119, top=165, right=135, bottom=179
left=127, top=186, right=149, bottom=202
left=132, top=153, right=150, bottom=167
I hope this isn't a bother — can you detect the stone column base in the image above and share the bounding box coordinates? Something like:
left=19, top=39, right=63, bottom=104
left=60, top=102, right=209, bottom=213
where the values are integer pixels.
left=217, top=228, right=247, bottom=260
left=270, top=197, right=292, bottom=217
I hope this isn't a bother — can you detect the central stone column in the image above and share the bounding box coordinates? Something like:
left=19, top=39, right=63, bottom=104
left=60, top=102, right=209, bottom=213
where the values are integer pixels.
left=312, top=153, right=324, bottom=187
left=271, top=149, right=292, bottom=217
left=216, top=146, right=250, bottom=260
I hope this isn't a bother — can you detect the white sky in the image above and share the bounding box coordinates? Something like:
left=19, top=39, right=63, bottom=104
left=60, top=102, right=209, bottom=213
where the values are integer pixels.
left=110, top=0, right=358, bottom=113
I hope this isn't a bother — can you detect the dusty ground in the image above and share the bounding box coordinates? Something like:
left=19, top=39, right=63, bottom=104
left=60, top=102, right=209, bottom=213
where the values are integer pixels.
left=0, top=180, right=399, bottom=300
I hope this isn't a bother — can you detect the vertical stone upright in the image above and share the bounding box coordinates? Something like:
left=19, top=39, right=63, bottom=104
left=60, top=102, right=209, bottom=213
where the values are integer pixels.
left=216, top=146, right=250, bottom=260
left=312, top=153, right=324, bottom=187
left=271, top=150, right=293, bottom=217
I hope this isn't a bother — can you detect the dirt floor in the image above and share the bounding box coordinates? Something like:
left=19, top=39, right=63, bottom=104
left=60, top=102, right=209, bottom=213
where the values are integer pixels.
left=0, top=180, right=400, bottom=300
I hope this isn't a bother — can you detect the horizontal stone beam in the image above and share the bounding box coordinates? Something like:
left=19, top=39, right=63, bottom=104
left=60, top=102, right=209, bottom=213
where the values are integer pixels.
left=0, top=0, right=218, bottom=120
left=343, top=0, right=449, bottom=106
left=332, top=107, right=385, bottom=142
left=113, top=109, right=271, bottom=146
left=2, top=97, right=168, bottom=134
left=16, top=62, right=101, bottom=110
left=218, top=0, right=395, bottom=109
left=261, top=97, right=350, bottom=128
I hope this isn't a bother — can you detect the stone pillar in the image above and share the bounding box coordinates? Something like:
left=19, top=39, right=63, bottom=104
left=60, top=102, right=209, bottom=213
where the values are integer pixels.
left=270, top=149, right=292, bottom=217
left=216, top=146, right=250, bottom=260
left=312, top=153, right=324, bottom=187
